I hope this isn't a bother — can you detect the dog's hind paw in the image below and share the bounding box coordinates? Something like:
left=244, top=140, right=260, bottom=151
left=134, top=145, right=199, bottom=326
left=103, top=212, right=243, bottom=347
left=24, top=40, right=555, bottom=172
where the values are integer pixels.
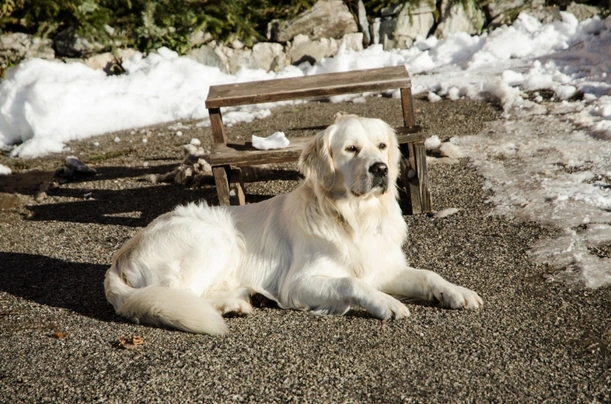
left=214, top=299, right=253, bottom=317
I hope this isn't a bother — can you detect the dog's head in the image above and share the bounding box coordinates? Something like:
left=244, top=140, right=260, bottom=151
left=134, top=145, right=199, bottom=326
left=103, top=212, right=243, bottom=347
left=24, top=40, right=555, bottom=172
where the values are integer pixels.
left=299, top=117, right=400, bottom=200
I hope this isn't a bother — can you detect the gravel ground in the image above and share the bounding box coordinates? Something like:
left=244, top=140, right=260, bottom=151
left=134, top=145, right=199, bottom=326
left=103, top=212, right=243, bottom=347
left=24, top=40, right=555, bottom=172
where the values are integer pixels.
left=0, top=96, right=610, bottom=403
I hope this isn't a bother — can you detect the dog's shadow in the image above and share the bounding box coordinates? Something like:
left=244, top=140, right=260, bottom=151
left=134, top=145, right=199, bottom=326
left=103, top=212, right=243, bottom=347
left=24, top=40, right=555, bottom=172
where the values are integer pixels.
left=0, top=252, right=117, bottom=322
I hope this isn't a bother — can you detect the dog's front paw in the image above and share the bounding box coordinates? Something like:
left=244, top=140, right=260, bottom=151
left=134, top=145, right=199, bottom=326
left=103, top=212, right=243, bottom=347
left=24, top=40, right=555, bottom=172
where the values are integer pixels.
left=373, top=295, right=411, bottom=320
left=436, top=285, right=483, bottom=309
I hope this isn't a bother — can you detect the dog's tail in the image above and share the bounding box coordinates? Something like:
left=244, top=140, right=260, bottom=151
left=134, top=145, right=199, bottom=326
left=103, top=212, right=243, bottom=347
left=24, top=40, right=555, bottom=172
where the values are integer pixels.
left=104, top=265, right=227, bottom=335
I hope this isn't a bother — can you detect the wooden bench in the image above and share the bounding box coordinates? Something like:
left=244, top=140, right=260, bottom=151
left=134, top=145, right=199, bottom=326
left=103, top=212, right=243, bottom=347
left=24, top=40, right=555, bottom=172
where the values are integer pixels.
left=205, top=65, right=432, bottom=214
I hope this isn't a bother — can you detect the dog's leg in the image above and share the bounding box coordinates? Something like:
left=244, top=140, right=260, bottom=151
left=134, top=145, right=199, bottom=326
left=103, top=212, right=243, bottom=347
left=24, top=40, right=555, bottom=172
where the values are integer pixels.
left=285, top=276, right=410, bottom=319
left=208, top=288, right=253, bottom=316
left=378, top=268, right=483, bottom=309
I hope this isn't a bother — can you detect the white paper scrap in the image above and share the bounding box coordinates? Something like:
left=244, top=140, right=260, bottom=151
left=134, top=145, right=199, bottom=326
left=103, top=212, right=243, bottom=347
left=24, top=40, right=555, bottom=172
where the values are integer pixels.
left=252, top=131, right=290, bottom=150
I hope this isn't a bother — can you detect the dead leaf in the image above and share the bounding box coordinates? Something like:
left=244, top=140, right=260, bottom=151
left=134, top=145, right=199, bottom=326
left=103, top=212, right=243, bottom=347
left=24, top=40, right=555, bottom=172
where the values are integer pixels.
left=118, top=335, right=144, bottom=349
left=51, top=331, right=69, bottom=339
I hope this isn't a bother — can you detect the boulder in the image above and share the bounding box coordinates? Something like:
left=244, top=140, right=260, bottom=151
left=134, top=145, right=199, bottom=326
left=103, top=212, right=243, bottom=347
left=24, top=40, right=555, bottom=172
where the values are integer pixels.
left=357, top=0, right=371, bottom=47
left=484, top=0, right=527, bottom=20
left=187, top=45, right=228, bottom=72
left=0, top=33, right=54, bottom=67
left=189, top=30, right=213, bottom=47
left=227, top=48, right=256, bottom=74
left=54, top=27, right=105, bottom=58
left=289, top=34, right=339, bottom=65
left=28, top=36, right=55, bottom=60
left=566, top=2, right=600, bottom=21
left=435, top=0, right=486, bottom=38
left=252, top=42, right=288, bottom=72
left=393, top=2, right=436, bottom=49
left=342, top=33, right=364, bottom=52
left=526, top=5, right=562, bottom=25
left=271, top=0, right=358, bottom=42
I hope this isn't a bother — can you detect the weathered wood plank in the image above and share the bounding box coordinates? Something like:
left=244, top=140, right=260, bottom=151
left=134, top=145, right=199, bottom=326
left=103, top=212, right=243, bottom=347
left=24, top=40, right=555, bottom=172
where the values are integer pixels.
left=209, top=108, right=227, bottom=144
left=206, top=66, right=411, bottom=109
left=414, top=141, right=431, bottom=213
left=207, top=130, right=426, bottom=167
left=400, top=87, right=416, bottom=127
left=229, top=168, right=246, bottom=205
left=406, top=143, right=422, bottom=214
left=213, top=166, right=231, bottom=206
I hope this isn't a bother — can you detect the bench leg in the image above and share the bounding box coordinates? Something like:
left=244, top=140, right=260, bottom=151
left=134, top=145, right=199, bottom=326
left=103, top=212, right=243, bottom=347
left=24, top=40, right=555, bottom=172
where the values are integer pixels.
left=213, top=166, right=232, bottom=206
left=229, top=167, right=246, bottom=206
left=400, top=142, right=431, bottom=214
left=400, top=87, right=416, bottom=127
left=413, top=141, right=432, bottom=213
left=213, top=165, right=247, bottom=206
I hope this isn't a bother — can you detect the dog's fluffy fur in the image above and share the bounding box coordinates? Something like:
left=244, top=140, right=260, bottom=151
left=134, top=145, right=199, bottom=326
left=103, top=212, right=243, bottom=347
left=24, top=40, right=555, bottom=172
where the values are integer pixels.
left=105, top=117, right=482, bottom=334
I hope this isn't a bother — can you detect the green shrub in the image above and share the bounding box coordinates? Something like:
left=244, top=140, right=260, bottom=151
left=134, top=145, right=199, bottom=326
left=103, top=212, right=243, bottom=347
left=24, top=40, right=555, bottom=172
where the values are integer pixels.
left=0, top=0, right=317, bottom=56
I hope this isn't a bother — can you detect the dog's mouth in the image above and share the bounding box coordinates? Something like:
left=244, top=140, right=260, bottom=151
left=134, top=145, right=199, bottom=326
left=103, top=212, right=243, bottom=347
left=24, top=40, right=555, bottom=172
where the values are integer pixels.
left=350, top=177, right=388, bottom=197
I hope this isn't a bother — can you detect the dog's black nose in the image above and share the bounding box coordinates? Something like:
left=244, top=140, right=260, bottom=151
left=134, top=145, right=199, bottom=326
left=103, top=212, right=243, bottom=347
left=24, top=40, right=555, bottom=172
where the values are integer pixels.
left=369, top=162, right=388, bottom=177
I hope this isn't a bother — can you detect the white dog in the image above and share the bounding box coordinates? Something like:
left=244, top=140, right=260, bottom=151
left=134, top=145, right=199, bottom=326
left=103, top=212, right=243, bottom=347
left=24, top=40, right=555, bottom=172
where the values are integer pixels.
left=105, top=117, right=482, bottom=334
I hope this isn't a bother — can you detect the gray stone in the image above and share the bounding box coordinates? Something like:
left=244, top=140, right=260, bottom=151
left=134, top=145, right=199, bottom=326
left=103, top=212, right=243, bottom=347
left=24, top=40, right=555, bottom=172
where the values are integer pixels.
left=227, top=48, right=256, bottom=74
left=0, top=33, right=54, bottom=67
left=566, top=2, right=600, bottom=21
left=381, top=18, right=397, bottom=50
left=289, top=34, right=339, bottom=65
left=435, top=0, right=486, bottom=38
left=252, top=42, right=288, bottom=72
left=357, top=0, right=371, bottom=47
left=272, top=0, right=358, bottom=42
left=393, top=2, right=436, bottom=49
left=54, top=27, right=105, bottom=58
left=526, top=5, right=563, bottom=24
left=380, top=4, right=403, bottom=17
left=27, top=37, right=55, bottom=60
left=187, top=45, right=227, bottom=72
left=189, top=30, right=213, bottom=47
left=484, top=0, right=527, bottom=20
left=84, top=52, right=115, bottom=70
left=342, top=33, right=364, bottom=52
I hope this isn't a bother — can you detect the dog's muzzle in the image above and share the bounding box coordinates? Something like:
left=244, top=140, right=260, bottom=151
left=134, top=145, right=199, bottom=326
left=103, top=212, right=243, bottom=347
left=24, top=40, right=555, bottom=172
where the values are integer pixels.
left=369, top=162, right=389, bottom=191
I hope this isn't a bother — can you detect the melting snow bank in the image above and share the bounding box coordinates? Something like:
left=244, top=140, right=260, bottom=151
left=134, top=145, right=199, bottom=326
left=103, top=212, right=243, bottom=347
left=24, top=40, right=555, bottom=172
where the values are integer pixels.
left=455, top=110, right=611, bottom=288
left=1, top=12, right=610, bottom=158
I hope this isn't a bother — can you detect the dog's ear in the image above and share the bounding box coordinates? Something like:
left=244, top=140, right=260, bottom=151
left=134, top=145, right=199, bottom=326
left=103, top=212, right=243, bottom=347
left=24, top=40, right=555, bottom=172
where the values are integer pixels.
left=299, top=125, right=336, bottom=190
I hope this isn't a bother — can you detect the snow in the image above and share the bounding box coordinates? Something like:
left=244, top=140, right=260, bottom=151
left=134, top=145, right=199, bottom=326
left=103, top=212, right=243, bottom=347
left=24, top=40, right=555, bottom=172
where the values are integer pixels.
left=0, top=11, right=610, bottom=287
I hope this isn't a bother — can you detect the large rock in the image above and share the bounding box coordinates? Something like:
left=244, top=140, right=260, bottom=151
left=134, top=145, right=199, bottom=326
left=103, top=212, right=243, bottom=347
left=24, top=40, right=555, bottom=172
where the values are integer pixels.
left=187, top=45, right=228, bottom=72
left=484, top=0, right=528, bottom=20
left=435, top=0, right=486, bottom=38
left=374, top=1, right=435, bottom=50
left=566, top=2, right=600, bottom=21
left=0, top=33, right=54, bottom=67
left=54, top=27, right=105, bottom=58
left=270, top=0, right=358, bottom=42
left=485, top=0, right=549, bottom=27
left=394, top=2, right=436, bottom=49
left=227, top=48, right=256, bottom=74
left=252, top=42, right=288, bottom=72
left=287, top=33, right=363, bottom=66
left=289, top=34, right=339, bottom=65
left=357, top=0, right=371, bottom=47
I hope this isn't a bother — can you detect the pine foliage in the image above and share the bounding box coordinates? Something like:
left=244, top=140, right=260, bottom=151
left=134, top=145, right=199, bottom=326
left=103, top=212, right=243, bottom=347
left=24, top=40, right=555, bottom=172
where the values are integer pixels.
left=0, top=0, right=316, bottom=55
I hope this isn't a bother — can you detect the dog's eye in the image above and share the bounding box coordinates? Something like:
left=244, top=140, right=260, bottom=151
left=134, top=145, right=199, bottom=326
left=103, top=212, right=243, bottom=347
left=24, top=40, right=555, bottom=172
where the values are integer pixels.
left=345, top=145, right=359, bottom=153
left=378, top=143, right=387, bottom=150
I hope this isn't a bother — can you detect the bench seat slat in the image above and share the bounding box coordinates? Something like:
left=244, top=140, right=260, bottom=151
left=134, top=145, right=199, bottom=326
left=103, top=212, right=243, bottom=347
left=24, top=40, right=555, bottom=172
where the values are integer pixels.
left=207, top=130, right=425, bottom=166
left=206, top=66, right=411, bottom=109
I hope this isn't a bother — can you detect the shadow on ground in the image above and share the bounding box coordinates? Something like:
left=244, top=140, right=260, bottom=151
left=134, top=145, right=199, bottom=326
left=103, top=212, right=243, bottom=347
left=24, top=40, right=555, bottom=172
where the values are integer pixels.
left=0, top=252, right=115, bottom=322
